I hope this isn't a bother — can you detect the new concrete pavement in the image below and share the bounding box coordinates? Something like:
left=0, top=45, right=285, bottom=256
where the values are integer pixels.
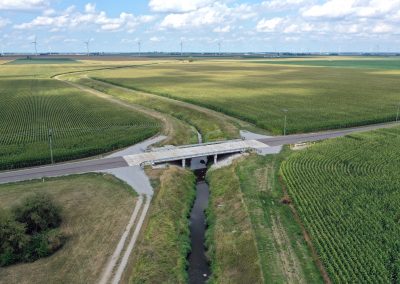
left=0, top=122, right=397, bottom=185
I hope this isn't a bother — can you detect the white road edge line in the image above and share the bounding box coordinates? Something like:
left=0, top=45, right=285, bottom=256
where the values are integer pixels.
left=98, top=195, right=144, bottom=284
left=112, top=194, right=152, bottom=284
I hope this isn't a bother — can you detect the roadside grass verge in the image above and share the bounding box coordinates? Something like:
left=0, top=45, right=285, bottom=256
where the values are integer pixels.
left=0, top=173, right=137, bottom=284
left=127, top=166, right=196, bottom=283
left=206, top=153, right=322, bottom=283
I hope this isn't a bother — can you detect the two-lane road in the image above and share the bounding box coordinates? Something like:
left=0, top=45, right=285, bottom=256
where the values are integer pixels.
left=0, top=121, right=398, bottom=185
left=257, top=122, right=398, bottom=146
left=0, top=156, right=128, bottom=184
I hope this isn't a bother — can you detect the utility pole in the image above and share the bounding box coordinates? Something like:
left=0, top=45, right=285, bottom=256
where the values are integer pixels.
left=283, top=109, right=288, bottom=136
left=48, top=128, right=54, bottom=164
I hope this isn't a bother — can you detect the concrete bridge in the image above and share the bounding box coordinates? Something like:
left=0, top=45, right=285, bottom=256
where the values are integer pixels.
left=124, top=139, right=268, bottom=168
left=0, top=139, right=268, bottom=184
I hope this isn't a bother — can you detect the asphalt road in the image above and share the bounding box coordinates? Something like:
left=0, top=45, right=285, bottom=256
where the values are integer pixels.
left=0, top=156, right=128, bottom=184
left=258, top=122, right=399, bottom=146
left=0, top=122, right=397, bottom=185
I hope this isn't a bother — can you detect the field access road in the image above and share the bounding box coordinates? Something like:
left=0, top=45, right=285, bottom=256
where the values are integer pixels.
left=0, top=121, right=397, bottom=185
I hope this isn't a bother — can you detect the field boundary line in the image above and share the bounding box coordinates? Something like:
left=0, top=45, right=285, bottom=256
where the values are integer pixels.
left=98, top=195, right=144, bottom=284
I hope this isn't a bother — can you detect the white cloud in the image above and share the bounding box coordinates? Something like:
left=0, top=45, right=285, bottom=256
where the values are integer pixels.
left=63, top=38, right=78, bottom=43
left=302, top=0, right=355, bottom=18
left=213, top=25, right=231, bottom=33
left=283, top=22, right=315, bottom=33
left=84, top=3, right=96, bottom=14
left=303, top=0, right=400, bottom=19
left=0, top=17, right=10, bottom=28
left=0, top=0, right=49, bottom=11
left=14, top=5, right=155, bottom=33
left=372, top=23, right=393, bottom=34
left=262, top=0, right=309, bottom=10
left=256, top=17, right=284, bottom=32
left=150, top=36, right=164, bottom=42
left=149, top=0, right=216, bottom=12
left=285, top=36, right=300, bottom=42
left=159, top=2, right=255, bottom=30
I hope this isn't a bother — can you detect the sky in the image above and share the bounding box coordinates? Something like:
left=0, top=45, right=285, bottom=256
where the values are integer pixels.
left=0, top=0, right=399, bottom=53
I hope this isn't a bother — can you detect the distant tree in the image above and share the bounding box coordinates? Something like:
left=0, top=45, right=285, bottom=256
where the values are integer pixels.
left=13, top=193, right=62, bottom=234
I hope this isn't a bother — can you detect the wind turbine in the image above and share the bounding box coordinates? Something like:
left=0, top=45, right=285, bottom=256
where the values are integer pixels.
left=218, top=41, right=221, bottom=55
left=31, top=36, right=37, bottom=56
left=84, top=39, right=90, bottom=56
left=137, top=40, right=141, bottom=56
left=180, top=40, right=183, bottom=56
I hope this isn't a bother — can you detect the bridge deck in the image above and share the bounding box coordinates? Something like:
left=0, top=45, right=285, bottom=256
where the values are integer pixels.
left=123, top=140, right=268, bottom=166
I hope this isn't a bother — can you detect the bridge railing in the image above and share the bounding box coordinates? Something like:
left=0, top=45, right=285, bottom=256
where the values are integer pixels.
left=146, top=139, right=244, bottom=152
left=140, top=146, right=253, bottom=168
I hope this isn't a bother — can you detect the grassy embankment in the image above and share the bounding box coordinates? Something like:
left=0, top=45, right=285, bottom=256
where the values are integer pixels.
left=206, top=153, right=322, bottom=283
left=281, top=126, right=400, bottom=282
left=90, top=58, right=400, bottom=134
left=0, top=63, right=160, bottom=170
left=0, top=173, right=137, bottom=284
left=71, top=74, right=260, bottom=143
left=64, top=76, right=199, bottom=145
left=126, top=166, right=196, bottom=283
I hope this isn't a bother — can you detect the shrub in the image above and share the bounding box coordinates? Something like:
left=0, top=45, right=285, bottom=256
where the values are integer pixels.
left=0, top=211, right=29, bottom=266
left=0, top=193, right=65, bottom=267
left=13, top=193, right=62, bottom=234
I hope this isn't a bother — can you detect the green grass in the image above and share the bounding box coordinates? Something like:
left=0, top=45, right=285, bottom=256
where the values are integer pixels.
left=0, top=173, right=137, bottom=284
left=0, top=66, right=161, bottom=170
left=281, top=126, right=400, bottom=283
left=6, top=58, right=78, bottom=65
left=206, top=162, right=264, bottom=283
left=128, top=166, right=196, bottom=284
left=90, top=58, right=400, bottom=134
left=206, top=154, right=322, bottom=283
left=254, top=57, right=400, bottom=69
left=72, top=76, right=250, bottom=143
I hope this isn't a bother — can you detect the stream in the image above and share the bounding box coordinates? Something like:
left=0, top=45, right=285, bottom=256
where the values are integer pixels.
left=188, top=155, right=211, bottom=283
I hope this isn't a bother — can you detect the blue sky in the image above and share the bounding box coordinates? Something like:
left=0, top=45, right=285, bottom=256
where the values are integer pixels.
left=0, top=0, right=399, bottom=53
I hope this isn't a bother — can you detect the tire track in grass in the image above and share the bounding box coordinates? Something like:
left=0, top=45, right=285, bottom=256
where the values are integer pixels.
left=112, top=195, right=152, bottom=284
left=98, top=195, right=144, bottom=284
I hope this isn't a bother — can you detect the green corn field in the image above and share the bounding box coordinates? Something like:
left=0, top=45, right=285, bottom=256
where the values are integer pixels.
left=281, top=127, right=400, bottom=283
left=0, top=76, right=160, bottom=170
